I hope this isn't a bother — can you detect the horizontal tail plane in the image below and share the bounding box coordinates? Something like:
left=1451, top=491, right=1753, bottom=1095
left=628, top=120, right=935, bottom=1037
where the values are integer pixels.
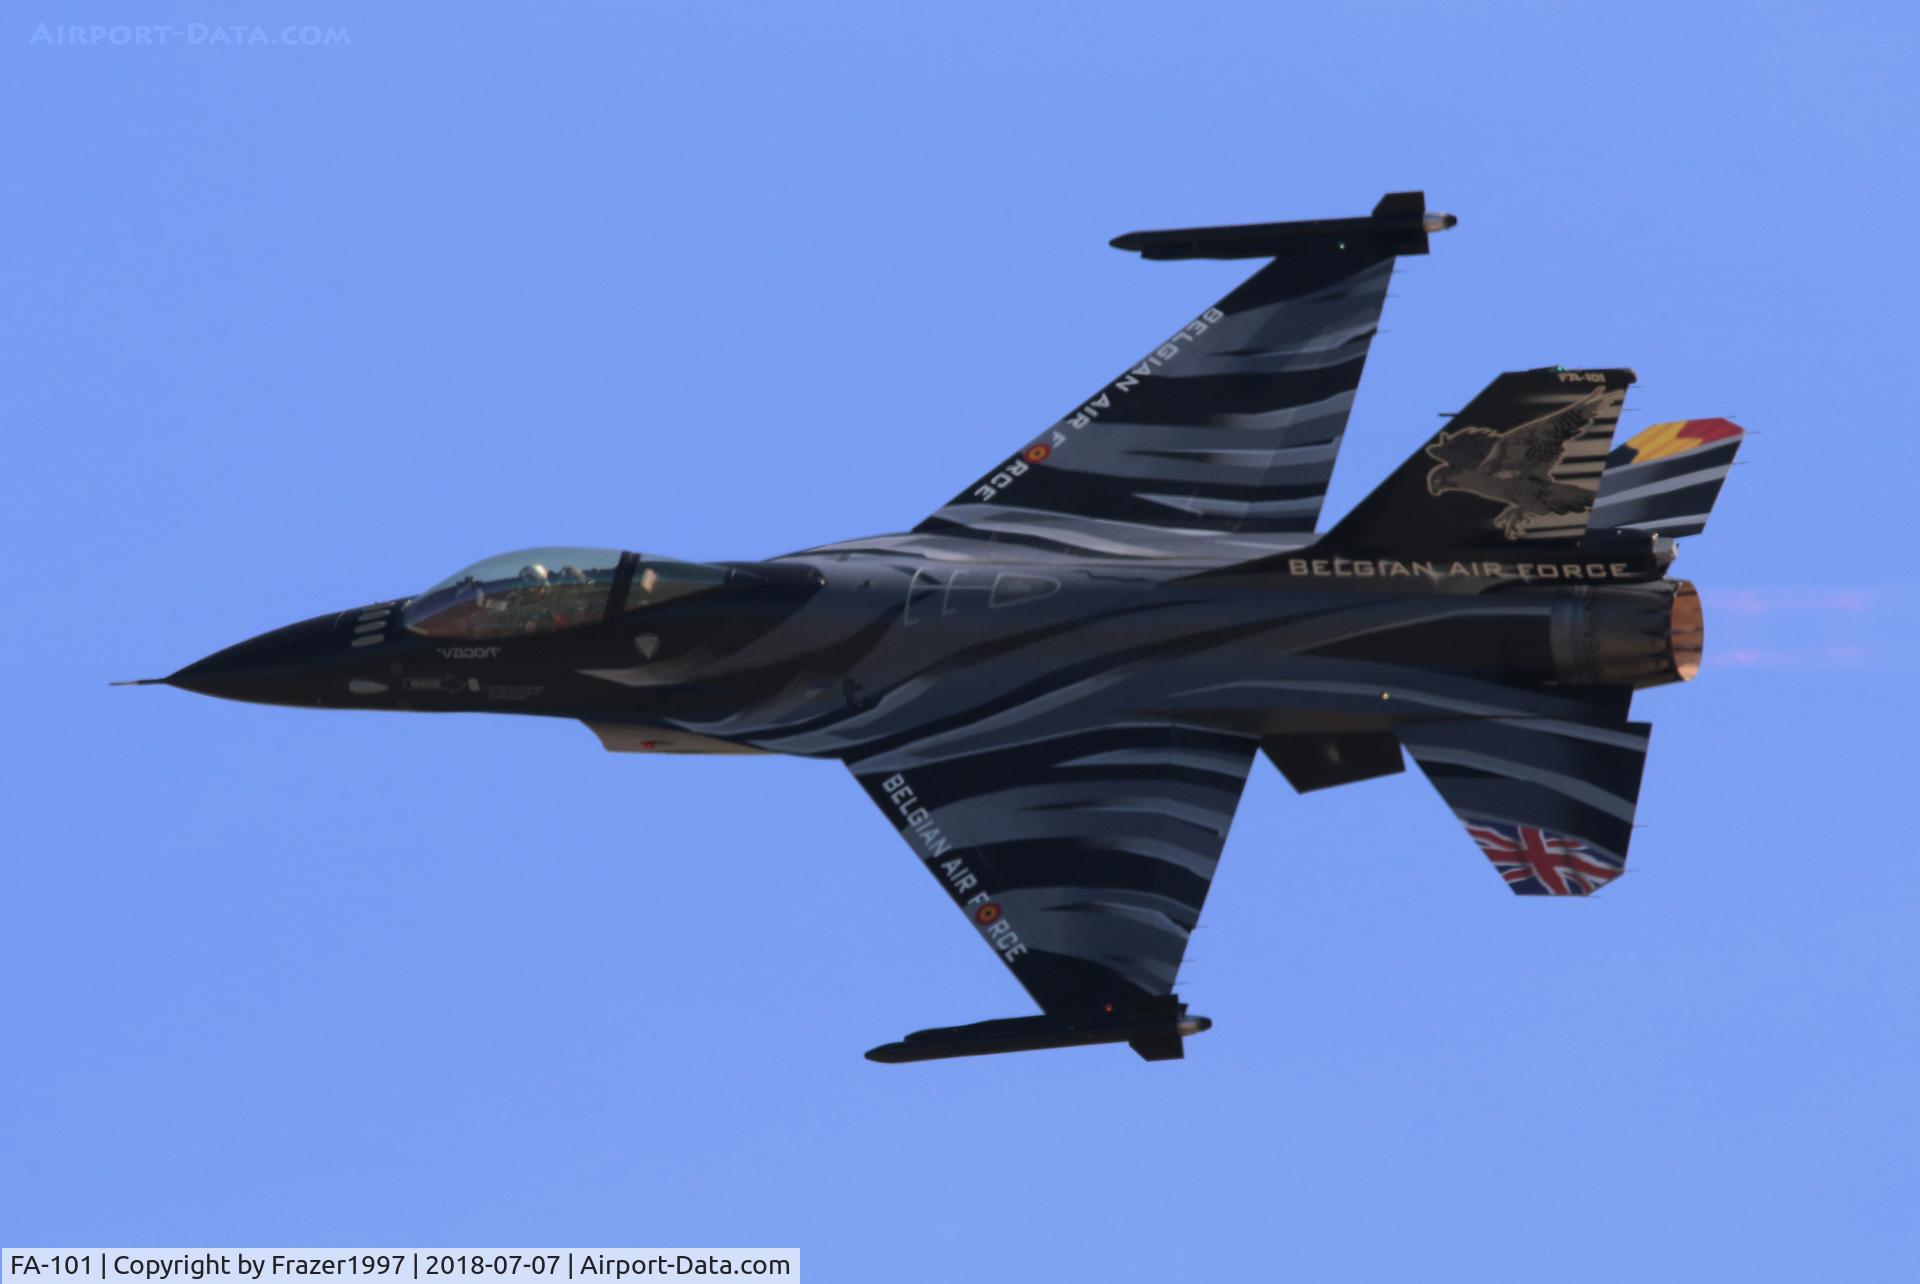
left=1398, top=717, right=1652, bottom=895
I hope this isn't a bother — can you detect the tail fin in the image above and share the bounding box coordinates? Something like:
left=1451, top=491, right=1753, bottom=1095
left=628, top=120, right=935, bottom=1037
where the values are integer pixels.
left=1326, top=367, right=1631, bottom=547
left=1589, top=419, right=1745, bottom=539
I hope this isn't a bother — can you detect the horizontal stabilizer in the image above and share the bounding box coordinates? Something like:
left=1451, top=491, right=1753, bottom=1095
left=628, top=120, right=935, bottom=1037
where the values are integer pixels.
left=1111, top=191, right=1456, bottom=260
left=1398, top=717, right=1652, bottom=895
left=1591, top=418, right=1745, bottom=539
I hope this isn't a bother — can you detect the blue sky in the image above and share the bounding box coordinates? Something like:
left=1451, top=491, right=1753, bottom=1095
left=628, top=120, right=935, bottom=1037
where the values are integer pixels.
left=5, top=3, right=1917, bottom=1279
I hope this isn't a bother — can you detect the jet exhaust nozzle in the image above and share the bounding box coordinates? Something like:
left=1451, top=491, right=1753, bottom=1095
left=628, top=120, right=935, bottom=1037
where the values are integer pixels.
left=1549, top=580, right=1703, bottom=689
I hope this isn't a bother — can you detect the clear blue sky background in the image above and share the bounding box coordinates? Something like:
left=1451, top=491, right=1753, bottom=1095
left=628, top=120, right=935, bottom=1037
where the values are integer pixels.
left=6, top=3, right=1918, bottom=1279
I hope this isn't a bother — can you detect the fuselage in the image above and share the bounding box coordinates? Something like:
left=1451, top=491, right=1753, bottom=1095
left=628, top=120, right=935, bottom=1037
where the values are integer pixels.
left=166, top=536, right=1698, bottom=759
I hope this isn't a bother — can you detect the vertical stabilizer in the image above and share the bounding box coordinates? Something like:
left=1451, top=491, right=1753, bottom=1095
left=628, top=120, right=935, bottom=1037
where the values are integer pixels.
left=1328, top=368, right=1632, bottom=547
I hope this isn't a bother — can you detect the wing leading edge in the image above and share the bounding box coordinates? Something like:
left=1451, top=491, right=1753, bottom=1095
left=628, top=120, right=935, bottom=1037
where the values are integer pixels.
left=850, top=721, right=1258, bottom=1045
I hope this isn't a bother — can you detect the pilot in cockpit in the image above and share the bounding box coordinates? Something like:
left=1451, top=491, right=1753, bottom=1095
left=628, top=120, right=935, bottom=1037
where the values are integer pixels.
left=515, top=563, right=552, bottom=632
left=403, top=548, right=728, bottom=641
left=549, top=564, right=591, bottom=630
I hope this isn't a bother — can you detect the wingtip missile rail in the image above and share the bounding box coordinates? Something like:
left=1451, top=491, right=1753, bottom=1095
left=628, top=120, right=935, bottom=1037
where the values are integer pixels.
left=865, top=999, right=1212, bottom=1064
left=1109, top=190, right=1456, bottom=260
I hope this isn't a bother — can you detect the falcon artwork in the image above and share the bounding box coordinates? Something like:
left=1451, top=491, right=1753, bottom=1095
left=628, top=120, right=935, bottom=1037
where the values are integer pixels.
left=132, top=193, right=1745, bottom=1063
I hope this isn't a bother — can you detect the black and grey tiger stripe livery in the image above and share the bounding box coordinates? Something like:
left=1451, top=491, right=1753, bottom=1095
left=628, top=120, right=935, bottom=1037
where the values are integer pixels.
left=909, top=200, right=1439, bottom=561
left=653, top=550, right=1683, bottom=1008
left=161, top=192, right=1747, bottom=1061
left=1591, top=418, right=1745, bottom=539
left=852, top=723, right=1257, bottom=1016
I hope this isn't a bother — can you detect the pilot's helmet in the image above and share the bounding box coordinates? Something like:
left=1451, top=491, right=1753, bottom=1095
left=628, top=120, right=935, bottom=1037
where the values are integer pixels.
left=518, top=563, right=551, bottom=588
left=557, top=564, right=589, bottom=584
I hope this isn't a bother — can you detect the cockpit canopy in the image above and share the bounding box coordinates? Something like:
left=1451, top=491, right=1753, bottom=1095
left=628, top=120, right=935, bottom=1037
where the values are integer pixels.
left=401, top=547, right=729, bottom=639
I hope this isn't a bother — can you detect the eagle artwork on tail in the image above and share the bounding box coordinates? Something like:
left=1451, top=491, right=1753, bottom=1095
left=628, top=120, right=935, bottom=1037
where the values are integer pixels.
left=1422, top=387, right=1608, bottom=539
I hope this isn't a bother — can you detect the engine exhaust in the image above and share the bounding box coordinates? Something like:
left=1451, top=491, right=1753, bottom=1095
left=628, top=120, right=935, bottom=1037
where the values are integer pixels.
left=1549, top=579, right=1704, bottom=689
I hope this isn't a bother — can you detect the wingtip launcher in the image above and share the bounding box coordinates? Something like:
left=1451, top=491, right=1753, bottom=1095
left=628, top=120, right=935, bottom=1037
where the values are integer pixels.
left=1109, top=190, right=1456, bottom=260
left=865, top=997, right=1211, bottom=1064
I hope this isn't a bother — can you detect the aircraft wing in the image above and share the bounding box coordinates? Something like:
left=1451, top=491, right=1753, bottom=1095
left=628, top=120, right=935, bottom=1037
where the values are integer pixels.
left=912, top=193, right=1452, bottom=559
left=849, top=721, right=1258, bottom=1051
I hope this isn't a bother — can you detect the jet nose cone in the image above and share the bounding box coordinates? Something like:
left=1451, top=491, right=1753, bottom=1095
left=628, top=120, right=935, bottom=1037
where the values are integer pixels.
left=168, top=612, right=345, bottom=706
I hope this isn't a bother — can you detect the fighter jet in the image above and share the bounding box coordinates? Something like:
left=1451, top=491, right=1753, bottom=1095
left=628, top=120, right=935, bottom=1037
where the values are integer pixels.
left=135, top=193, right=1745, bottom=1063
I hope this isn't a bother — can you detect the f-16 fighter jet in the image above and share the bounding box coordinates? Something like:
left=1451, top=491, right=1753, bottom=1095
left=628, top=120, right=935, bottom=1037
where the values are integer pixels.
left=135, top=193, right=1744, bottom=1063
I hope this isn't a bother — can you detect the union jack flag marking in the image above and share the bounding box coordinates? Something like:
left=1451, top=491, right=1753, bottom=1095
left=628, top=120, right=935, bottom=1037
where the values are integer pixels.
left=1463, top=820, right=1623, bottom=896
